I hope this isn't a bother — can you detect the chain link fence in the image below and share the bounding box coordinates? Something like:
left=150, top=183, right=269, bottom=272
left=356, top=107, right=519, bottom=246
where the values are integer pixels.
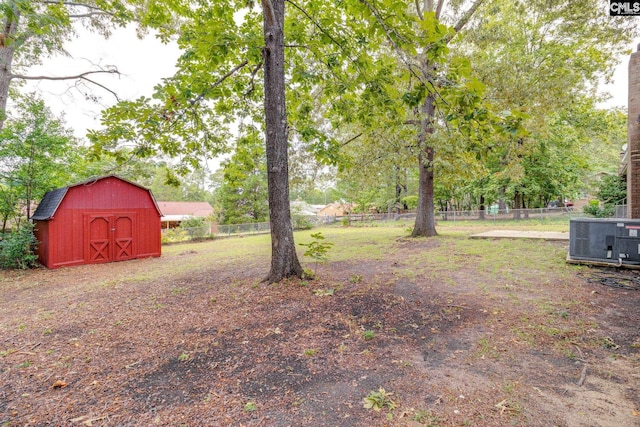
left=215, top=222, right=271, bottom=236
left=322, top=207, right=581, bottom=224
left=161, top=221, right=272, bottom=243
left=163, top=206, right=585, bottom=244
left=433, top=207, right=580, bottom=222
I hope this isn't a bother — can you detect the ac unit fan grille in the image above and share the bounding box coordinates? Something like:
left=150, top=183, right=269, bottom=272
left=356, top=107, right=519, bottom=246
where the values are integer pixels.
left=574, top=222, right=590, bottom=257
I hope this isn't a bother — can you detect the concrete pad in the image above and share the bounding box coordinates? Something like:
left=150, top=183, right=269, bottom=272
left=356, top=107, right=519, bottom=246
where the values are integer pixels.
left=470, top=230, right=569, bottom=241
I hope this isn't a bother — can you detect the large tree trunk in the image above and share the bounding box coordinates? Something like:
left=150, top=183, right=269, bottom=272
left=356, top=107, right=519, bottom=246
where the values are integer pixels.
left=408, top=0, right=485, bottom=237
left=412, top=93, right=438, bottom=237
left=262, top=0, right=302, bottom=283
left=0, top=8, right=19, bottom=131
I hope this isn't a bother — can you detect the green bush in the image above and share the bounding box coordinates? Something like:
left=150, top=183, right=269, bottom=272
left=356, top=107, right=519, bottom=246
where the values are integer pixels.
left=583, top=199, right=614, bottom=218
left=162, top=228, right=188, bottom=243
left=0, top=224, right=38, bottom=269
left=583, top=174, right=626, bottom=218
left=179, top=217, right=205, bottom=228
left=292, top=214, right=313, bottom=230
left=179, top=217, right=207, bottom=239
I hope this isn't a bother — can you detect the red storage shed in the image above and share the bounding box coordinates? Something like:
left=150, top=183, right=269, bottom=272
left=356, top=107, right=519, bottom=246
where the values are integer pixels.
left=31, top=175, right=162, bottom=269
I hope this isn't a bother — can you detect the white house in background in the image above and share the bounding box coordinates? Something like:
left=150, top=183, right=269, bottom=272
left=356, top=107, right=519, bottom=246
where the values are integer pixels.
left=290, top=200, right=325, bottom=216
left=157, top=201, right=214, bottom=229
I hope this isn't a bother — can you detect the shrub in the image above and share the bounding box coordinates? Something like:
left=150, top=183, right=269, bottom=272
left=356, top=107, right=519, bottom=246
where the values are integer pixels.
left=179, top=217, right=205, bottom=228
left=583, top=199, right=614, bottom=218
left=292, top=214, right=313, bottom=230
left=179, top=217, right=207, bottom=239
left=0, top=223, right=38, bottom=269
left=584, top=174, right=626, bottom=218
left=162, top=228, right=188, bottom=243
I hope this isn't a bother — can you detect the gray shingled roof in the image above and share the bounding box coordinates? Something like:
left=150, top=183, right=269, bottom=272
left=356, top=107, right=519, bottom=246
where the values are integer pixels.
left=31, top=187, right=68, bottom=220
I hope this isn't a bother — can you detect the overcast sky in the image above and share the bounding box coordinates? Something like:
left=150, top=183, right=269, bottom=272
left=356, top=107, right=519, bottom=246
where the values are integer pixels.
left=23, top=25, right=181, bottom=139
left=23, top=26, right=638, bottom=141
left=601, top=40, right=640, bottom=109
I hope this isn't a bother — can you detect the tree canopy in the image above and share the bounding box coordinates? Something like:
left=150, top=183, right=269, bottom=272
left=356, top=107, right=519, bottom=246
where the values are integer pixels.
left=0, top=95, right=79, bottom=230
left=335, top=0, right=636, bottom=221
left=216, top=128, right=268, bottom=224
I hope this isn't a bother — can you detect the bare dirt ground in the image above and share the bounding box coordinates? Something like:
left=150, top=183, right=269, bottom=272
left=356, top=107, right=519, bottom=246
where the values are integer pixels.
left=1, top=229, right=639, bottom=426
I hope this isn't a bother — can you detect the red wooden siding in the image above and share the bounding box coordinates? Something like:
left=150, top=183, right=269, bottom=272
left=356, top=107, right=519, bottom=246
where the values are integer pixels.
left=33, top=176, right=161, bottom=268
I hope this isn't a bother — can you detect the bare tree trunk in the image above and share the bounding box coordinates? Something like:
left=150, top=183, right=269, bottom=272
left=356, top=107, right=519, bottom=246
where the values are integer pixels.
left=513, top=191, right=522, bottom=220
left=412, top=92, right=438, bottom=237
left=479, top=194, right=485, bottom=220
left=0, top=8, right=19, bottom=131
left=395, top=166, right=408, bottom=213
left=262, top=0, right=302, bottom=283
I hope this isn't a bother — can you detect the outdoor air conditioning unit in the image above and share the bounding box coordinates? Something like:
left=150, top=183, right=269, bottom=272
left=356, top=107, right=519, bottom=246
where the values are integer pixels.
left=568, top=218, right=640, bottom=266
